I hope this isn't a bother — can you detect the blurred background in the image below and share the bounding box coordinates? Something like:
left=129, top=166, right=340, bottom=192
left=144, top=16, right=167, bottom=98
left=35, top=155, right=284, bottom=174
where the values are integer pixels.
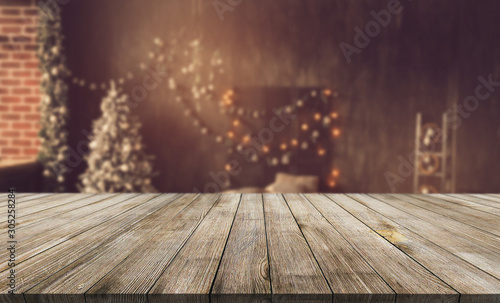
left=0, top=0, right=499, bottom=193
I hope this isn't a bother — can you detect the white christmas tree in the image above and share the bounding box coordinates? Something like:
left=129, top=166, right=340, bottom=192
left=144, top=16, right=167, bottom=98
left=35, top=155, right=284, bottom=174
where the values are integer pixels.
left=79, top=81, right=157, bottom=193
left=37, top=4, right=69, bottom=192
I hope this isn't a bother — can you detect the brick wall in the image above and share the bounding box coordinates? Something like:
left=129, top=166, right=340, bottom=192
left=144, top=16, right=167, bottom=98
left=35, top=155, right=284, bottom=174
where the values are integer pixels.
left=0, top=5, right=41, bottom=162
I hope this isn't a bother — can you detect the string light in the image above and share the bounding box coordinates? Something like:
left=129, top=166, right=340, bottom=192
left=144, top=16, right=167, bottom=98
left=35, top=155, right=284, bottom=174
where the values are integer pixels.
left=330, top=112, right=339, bottom=119
left=225, top=163, right=232, bottom=171
left=314, top=112, right=322, bottom=121
left=301, top=123, right=309, bottom=131
left=280, top=143, right=287, bottom=151
left=242, top=135, right=251, bottom=144
left=332, top=128, right=341, bottom=138
left=291, top=139, right=298, bottom=147
left=331, top=169, right=340, bottom=177
left=328, top=179, right=336, bottom=188
left=233, top=119, right=240, bottom=127
left=318, top=148, right=326, bottom=156
left=262, top=145, right=270, bottom=153
left=227, top=131, right=234, bottom=139
left=323, top=89, right=332, bottom=96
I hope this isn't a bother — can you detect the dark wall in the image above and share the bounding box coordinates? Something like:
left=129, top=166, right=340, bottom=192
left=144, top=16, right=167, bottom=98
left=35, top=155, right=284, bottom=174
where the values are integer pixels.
left=61, top=0, right=500, bottom=193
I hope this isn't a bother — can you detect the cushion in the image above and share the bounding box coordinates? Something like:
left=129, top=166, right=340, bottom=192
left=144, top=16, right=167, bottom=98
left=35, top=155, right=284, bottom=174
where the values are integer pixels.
left=265, top=172, right=319, bottom=193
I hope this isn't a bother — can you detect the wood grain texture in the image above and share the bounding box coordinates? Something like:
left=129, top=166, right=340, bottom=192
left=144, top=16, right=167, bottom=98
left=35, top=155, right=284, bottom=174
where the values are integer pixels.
left=284, top=193, right=394, bottom=303
left=383, top=194, right=500, bottom=256
left=17, top=193, right=94, bottom=217
left=3, top=194, right=117, bottom=232
left=263, top=193, right=332, bottom=303
left=405, top=194, right=500, bottom=236
left=211, top=194, right=271, bottom=303
left=0, top=193, right=144, bottom=272
left=86, top=194, right=218, bottom=303
left=365, top=194, right=500, bottom=280
left=25, top=194, right=199, bottom=301
left=1, top=193, right=499, bottom=302
left=0, top=194, right=164, bottom=295
left=332, top=194, right=500, bottom=303
left=148, top=194, right=241, bottom=303
left=433, top=194, right=500, bottom=216
left=310, top=194, right=458, bottom=303
left=460, top=194, right=500, bottom=209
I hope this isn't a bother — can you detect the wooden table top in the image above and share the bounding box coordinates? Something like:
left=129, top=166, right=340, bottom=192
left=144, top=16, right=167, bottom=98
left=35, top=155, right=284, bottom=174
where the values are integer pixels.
left=2, top=193, right=500, bottom=303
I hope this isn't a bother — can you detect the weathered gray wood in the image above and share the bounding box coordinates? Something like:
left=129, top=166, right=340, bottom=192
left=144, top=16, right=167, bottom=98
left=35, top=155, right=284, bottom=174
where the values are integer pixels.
left=17, top=193, right=52, bottom=203
left=2, top=194, right=169, bottom=296
left=405, top=194, right=500, bottom=236
left=0, top=193, right=145, bottom=272
left=384, top=194, right=500, bottom=254
left=309, top=194, right=458, bottom=303
left=211, top=194, right=271, bottom=303
left=1, top=193, right=498, bottom=301
left=263, top=193, right=332, bottom=303
left=148, top=194, right=241, bottom=303
left=330, top=194, right=500, bottom=303
left=25, top=194, right=201, bottom=303
left=464, top=194, right=500, bottom=208
left=364, top=194, right=500, bottom=280
left=85, top=194, right=219, bottom=303
left=0, top=194, right=117, bottom=234
left=18, top=194, right=116, bottom=226
left=10, top=194, right=179, bottom=303
left=18, top=193, right=95, bottom=217
left=284, top=193, right=394, bottom=303
left=433, top=194, right=500, bottom=216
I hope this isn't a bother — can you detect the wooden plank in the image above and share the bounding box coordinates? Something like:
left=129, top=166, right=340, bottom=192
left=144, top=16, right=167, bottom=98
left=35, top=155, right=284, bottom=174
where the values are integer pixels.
left=384, top=194, right=500, bottom=254
left=211, top=194, right=271, bottom=303
left=7, top=194, right=174, bottom=298
left=16, top=193, right=74, bottom=208
left=0, top=194, right=116, bottom=236
left=433, top=194, right=500, bottom=216
left=17, top=193, right=52, bottom=203
left=363, top=194, right=500, bottom=280
left=464, top=194, right=500, bottom=208
left=86, top=194, right=220, bottom=303
left=309, top=194, right=458, bottom=303
left=19, top=193, right=95, bottom=217
left=15, top=194, right=116, bottom=228
left=330, top=194, right=500, bottom=303
left=262, top=193, right=331, bottom=303
left=405, top=194, right=500, bottom=236
left=25, top=194, right=202, bottom=303
left=149, top=194, right=241, bottom=303
left=0, top=193, right=145, bottom=272
left=284, top=194, right=394, bottom=303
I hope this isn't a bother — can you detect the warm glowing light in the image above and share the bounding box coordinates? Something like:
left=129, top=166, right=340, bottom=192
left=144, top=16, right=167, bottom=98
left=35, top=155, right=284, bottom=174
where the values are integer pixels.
left=332, top=128, right=341, bottom=137
left=331, top=169, right=340, bottom=177
left=291, top=139, right=298, bottom=147
left=328, top=180, right=336, bottom=188
left=262, top=145, right=270, bottom=153
left=227, top=131, right=235, bottom=139
left=243, top=135, right=251, bottom=144
left=318, top=148, right=326, bottom=156
left=223, top=97, right=233, bottom=106
left=225, top=163, right=232, bottom=171
left=280, top=143, right=287, bottom=151
left=330, top=112, right=339, bottom=119
left=301, top=123, right=309, bottom=131
left=323, top=89, right=332, bottom=96
left=233, top=119, right=240, bottom=127
left=314, top=112, right=322, bottom=121
left=227, top=89, right=234, bottom=96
